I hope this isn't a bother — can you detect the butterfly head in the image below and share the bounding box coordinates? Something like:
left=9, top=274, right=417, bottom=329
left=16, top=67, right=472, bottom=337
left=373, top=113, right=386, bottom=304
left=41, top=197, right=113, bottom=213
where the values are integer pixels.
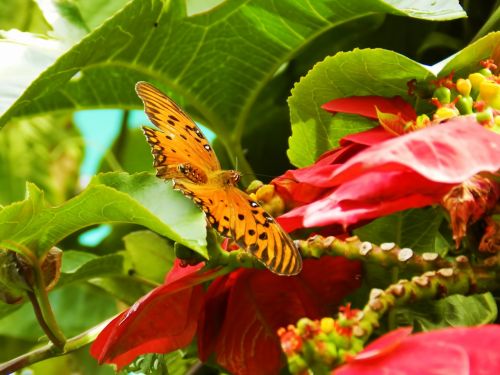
left=220, top=170, right=241, bottom=186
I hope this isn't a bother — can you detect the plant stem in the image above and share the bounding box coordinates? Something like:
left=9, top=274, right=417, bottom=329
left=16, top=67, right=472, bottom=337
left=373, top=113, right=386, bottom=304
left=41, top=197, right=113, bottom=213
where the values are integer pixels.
left=0, top=319, right=113, bottom=375
left=31, top=263, right=66, bottom=348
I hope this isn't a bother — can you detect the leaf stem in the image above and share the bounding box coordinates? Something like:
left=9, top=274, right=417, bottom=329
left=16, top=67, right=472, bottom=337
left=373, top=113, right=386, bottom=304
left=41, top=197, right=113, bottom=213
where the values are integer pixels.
left=31, top=262, right=66, bottom=348
left=0, top=318, right=113, bottom=375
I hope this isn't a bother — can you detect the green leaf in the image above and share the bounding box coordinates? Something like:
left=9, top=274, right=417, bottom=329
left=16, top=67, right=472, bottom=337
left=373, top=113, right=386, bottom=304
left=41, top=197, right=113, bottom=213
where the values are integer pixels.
left=0, top=0, right=465, bottom=181
left=0, top=283, right=118, bottom=340
left=58, top=251, right=125, bottom=287
left=123, top=230, right=175, bottom=284
left=0, top=115, right=83, bottom=205
left=354, top=207, right=445, bottom=254
left=0, top=172, right=207, bottom=258
left=0, top=0, right=49, bottom=32
left=34, top=0, right=89, bottom=40
left=90, top=276, right=150, bottom=305
left=396, top=293, right=498, bottom=330
left=288, top=48, right=433, bottom=167
left=438, top=31, right=500, bottom=76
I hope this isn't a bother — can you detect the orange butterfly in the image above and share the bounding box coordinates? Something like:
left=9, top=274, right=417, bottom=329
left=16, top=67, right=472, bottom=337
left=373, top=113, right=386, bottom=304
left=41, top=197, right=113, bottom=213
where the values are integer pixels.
left=136, top=82, right=302, bottom=276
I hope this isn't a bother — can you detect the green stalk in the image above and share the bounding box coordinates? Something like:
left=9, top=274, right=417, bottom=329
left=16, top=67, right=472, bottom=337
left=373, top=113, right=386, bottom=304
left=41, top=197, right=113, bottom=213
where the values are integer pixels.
left=31, top=262, right=66, bottom=348
left=0, top=318, right=113, bottom=374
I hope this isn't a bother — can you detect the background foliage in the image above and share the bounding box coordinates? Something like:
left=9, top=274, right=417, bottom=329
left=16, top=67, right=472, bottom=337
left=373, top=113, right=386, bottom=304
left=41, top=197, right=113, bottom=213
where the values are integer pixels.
left=0, top=0, right=498, bottom=373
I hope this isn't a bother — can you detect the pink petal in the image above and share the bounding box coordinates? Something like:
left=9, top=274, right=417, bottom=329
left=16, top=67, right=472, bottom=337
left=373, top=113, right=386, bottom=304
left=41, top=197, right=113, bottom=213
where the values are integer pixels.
left=336, top=325, right=500, bottom=375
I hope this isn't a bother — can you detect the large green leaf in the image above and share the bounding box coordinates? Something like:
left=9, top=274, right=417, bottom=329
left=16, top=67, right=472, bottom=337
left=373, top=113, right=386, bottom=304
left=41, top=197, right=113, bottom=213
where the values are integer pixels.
left=287, top=31, right=500, bottom=167
left=0, top=0, right=465, bottom=180
left=354, top=207, right=445, bottom=255
left=0, top=172, right=206, bottom=258
left=396, top=293, right=498, bottom=330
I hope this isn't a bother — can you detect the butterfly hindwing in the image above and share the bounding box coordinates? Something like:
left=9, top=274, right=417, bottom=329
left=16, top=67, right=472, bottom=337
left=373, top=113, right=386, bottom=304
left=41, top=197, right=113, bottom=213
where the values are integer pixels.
left=175, top=181, right=302, bottom=275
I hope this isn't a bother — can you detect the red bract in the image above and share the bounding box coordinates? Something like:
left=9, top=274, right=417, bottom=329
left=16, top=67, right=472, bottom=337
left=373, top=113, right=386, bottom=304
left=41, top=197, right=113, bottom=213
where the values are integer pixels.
left=273, top=126, right=392, bottom=205
left=91, top=257, right=362, bottom=374
left=322, top=95, right=417, bottom=122
left=90, top=260, right=210, bottom=369
left=335, top=325, right=500, bottom=374
left=275, top=116, right=500, bottom=232
left=199, top=257, right=362, bottom=375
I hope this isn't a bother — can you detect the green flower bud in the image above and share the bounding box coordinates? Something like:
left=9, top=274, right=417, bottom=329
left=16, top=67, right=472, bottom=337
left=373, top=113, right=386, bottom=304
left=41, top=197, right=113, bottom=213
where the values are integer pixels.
left=433, top=87, right=451, bottom=104
left=455, top=96, right=474, bottom=114
left=478, top=68, right=493, bottom=77
left=296, top=317, right=313, bottom=334
left=476, top=110, right=493, bottom=124
left=287, top=354, right=308, bottom=375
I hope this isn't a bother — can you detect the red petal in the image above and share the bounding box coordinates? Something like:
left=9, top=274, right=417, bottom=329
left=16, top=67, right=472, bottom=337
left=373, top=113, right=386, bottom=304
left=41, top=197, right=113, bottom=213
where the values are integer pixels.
left=272, top=127, right=392, bottom=205
left=330, top=118, right=500, bottom=186
left=90, top=261, right=211, bottom=369
left=278, top=170, right=455, bottom=230
left=203, top=257, right=362, bottom=375
left=322, top=96, right=416, bottom=121
left=352, top=327, right=412, bottom=361
left=278, top=119, right=500, bottom=230
left=336, top=325, right=500, bottom=374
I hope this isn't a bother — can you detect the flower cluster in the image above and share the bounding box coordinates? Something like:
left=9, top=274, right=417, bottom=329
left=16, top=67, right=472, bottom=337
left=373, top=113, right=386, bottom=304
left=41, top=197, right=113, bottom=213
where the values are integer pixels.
left=278, top=305, right=364, bottom=374
left=272, top=60, right=500, bottom=248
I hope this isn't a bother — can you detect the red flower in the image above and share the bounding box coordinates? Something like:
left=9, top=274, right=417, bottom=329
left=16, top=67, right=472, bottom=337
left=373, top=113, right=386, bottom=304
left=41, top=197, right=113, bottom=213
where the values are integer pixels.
left=91, top=257, right=362, bottom=374
left=335, top=325, right=500, bottom=374
left=274, top=115, right=500, bottom=232
left=90, top=259, right=211, bottom=369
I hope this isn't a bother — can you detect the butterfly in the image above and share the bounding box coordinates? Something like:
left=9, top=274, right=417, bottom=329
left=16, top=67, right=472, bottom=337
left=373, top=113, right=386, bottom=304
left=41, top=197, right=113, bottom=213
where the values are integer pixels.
left=136, top=82, right=302, bottom=276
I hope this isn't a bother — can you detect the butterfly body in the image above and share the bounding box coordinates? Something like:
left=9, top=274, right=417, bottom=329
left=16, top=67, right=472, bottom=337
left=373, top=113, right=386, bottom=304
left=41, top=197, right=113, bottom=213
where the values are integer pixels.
left=137, top=82, right=302, bottom=276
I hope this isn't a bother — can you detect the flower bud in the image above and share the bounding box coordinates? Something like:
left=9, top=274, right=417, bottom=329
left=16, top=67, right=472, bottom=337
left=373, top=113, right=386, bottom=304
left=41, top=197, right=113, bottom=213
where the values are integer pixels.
left=479, top=80, right=500, bottom=109
left=434, top=106, right=459, bottom=120
left=469, top=73, right=487, bottom=96
left=433, top=87, right=451, bottom=104
left=476, top=109, right=493, bottom=124
left=456, top=78, right=472, bottom=96
left=320, top=317, right=335, bottom=333
left=455, top=96, right=473, bottom=115
left=478, top=68, right=493, bottom=77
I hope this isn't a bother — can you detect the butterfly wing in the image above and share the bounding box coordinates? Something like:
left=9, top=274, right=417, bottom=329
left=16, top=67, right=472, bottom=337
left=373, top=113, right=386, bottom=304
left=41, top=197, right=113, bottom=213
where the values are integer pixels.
left=176, top=180, right=302, bottom=276
left=136, top=81, right=220, bottom=179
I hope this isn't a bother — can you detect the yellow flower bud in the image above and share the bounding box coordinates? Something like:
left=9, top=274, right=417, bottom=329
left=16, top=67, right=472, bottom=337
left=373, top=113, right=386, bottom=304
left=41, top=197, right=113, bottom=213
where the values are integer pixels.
left=255, top=184, right=275, bottom=201
left=479, top=80, right=500, bottom=109
left=469, top=72, right=487, bottom=92
left=434, top=106, right=459, bottom=120
left=456, top=78, right=472, bottom=97
left=495, top=115, right=500, bottom=127
left=320, top=317, right=335, bottom=333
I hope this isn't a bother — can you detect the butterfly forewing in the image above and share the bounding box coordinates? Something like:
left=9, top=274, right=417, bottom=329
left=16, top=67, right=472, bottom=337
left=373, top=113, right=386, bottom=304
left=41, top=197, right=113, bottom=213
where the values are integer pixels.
left=138, top=81, right=303, bottom=276
left=136, top=81, right=220, bottom=172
